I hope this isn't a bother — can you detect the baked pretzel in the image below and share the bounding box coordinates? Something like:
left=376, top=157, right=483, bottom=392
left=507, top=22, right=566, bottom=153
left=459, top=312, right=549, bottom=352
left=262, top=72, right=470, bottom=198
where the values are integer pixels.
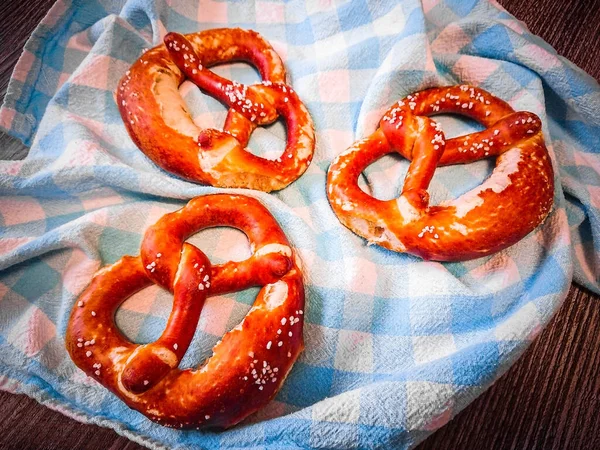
left=327, top=85, right=554, bottom=261
left=66, top=194, right=305, bottom=429
left=117, top=28, right=315, bottom=192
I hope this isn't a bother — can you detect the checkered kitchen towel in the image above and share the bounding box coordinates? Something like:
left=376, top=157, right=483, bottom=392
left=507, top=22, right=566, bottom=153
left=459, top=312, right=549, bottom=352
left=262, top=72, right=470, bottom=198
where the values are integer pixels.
left=1, top=0, right=599, bottom=448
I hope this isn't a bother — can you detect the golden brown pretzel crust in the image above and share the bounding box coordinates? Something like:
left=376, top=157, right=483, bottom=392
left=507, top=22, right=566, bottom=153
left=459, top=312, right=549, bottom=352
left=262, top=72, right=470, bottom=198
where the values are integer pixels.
left=117, top=28, right=315, bottom=192
left=327, top=85, right=554, bottom=261
left=66, top=194, right=305, bottom=429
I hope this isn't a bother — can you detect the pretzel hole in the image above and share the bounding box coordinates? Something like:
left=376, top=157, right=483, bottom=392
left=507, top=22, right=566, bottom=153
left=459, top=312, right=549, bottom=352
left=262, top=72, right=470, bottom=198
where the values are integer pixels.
left=115, top=283, right=260, bottom=370
left=211, top=62, right=286, bottom=160
left=114, top=228, right=251, bottom=345
left=178, top=287, right=258, bottom=369
left=426, top=114, right=495, bottom=205
left=186, top=227, right=251, bottom=264
left=115, top=284, right=174, bottom=344
left=180, top=63, right=262, bottom=130
left=363, top=115, right=496, bottom=204
left=360, top=154, right=410, bottom=201
left=181, top=80, right=228, bottom=129
left=433, top=114, right=484, bottom=139
left=211, top=62, right=262, bottom=86
left=358, top=112, right=487, bottom=201
left=247, top=117, right=287, bottom=160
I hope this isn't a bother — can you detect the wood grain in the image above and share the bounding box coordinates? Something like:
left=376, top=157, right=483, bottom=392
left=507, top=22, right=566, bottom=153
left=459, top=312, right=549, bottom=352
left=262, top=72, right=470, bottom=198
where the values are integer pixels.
left=0, top=391, right=140, bottom=450
left=0, top=0, right=56, bottom=160
left=0, top=0, right=57, bottom=100
left=498, top=0, right=600, bottom=81
left=0, top=0, right=599, bottom=449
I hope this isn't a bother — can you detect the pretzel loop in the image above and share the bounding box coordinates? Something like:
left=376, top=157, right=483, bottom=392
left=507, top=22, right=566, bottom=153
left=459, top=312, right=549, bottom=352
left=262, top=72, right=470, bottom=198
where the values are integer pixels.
left=121, top=243, right=211, bottom=394
left=140, top=195, right=296, bottom=295
left=327, top=85, right=554, bottom=261
left=117, top=29, right=315, bottom=192
left=67, top=195, right=305, bottom=429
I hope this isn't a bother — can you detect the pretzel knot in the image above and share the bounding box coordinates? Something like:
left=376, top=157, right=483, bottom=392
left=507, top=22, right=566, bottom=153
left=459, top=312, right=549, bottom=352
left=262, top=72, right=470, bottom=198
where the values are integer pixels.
left=66, top=195, right=305, bottom=429
left=327, top=85, right=554, bottom=261
left=117, top=28, right=315, bottom=192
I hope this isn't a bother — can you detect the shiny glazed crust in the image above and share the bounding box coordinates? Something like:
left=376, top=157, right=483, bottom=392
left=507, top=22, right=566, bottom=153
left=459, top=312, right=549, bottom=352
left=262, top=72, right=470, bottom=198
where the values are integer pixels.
left=66, top=194, right=305, bottom=429
left=117, top=28, right=315, bottom=192
left=327, top=85, right=554, bottom=261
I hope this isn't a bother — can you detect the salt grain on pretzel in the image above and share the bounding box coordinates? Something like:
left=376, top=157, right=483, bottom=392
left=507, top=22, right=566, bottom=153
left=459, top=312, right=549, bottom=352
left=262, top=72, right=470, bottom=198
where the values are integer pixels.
left=66, top=194, right=305, bottom=429
left=117, top=28, right=315, bottom=192
left=327, top=85, right=554, bottom=261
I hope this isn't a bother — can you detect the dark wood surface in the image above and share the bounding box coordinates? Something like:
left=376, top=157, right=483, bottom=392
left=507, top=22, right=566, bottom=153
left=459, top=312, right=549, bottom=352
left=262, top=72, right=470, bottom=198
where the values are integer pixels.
left=0, top=0, right=599, bottom=449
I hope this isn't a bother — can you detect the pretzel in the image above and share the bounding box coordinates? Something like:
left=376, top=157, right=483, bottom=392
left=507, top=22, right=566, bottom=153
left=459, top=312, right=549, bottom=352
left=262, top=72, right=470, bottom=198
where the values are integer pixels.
left=327, top=85, right=554, bottom=261
left=66, top=194, right=305, bottom=429
left=117, top=28, right=315, bottom=192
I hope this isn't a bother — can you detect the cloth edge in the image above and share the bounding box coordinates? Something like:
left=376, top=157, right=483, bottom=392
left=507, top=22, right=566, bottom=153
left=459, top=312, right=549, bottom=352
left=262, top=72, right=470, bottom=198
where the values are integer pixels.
left=0, top=0, right=72, bottom=146
left=0, top=367, right=167, bottom=450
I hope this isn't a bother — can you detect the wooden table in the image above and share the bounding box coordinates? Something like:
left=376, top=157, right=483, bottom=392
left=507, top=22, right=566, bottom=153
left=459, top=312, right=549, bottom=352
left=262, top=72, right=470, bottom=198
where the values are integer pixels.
left=1, top=1, right=598, bottom=449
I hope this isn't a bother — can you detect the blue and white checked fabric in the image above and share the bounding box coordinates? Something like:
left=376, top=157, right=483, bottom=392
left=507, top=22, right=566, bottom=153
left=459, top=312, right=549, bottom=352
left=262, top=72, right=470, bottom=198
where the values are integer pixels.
left=1, top=0, right=599, bottom=448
